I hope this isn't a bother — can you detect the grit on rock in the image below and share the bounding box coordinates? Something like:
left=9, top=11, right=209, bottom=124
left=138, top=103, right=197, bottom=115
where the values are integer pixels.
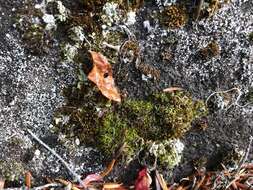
left=0, top=0, right=103, bottom=184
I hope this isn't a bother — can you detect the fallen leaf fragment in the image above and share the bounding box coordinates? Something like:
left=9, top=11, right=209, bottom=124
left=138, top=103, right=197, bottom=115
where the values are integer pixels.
left=88, top=51, right=121, bottom=102
left=163, top=87, right=183, bottom=93
left=56, top=179, right=81, bottom=190
left=103, top=183, right=126, bottom=190
left=25, top=171, right=32, bottom=189
left=155, top=170, right=168, bottom=190
left=83, top=174, right=103, bottom=187
left=135, top=168, right=152, bottom=190
left=0, top=179, right=4, bottom=190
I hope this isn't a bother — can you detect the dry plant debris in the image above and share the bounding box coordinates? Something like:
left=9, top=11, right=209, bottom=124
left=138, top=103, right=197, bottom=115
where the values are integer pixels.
left=162, top=5, right=188, bottom=29
left=134, top=168, right=152, bottom=190
left=25, top=171, right=32, bottom=189
left=199, top=41, right=220, bottom=59
left=163, top=87, right=183, bottom=93
left=88, top=51, right=121, bottom=102
left=2, top=131, right=253, bottom=190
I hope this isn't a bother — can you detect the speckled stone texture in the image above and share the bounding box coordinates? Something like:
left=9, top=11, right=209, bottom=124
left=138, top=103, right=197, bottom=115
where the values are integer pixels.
left=0, top=0, right=252, bottom=185
left=0, top=0, right=102, bottom=184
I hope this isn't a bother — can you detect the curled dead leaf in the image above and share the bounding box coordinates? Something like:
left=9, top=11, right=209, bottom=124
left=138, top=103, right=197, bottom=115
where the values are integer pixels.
left=82, top=174, right=103, bottom=187
left=88, top=51, right=121, bottom=102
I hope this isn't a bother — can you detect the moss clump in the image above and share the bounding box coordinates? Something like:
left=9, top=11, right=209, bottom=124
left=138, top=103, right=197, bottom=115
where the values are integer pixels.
left=54, top=82, right=207, bottom=166
left=149, top=92, right=207, bottom=140
left=161, top=5, right=188, bottom=29
left=83, top=0, right=108, bottom=12
left=99, top=113, right=142, bottom=163
left=53, top=82, right=109, bottom=145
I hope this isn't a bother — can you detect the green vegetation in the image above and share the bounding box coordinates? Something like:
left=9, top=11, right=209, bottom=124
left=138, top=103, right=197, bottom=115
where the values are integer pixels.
left=16, top=0, right=208, bottom=169
left=54, top=81, right=207, bottom=167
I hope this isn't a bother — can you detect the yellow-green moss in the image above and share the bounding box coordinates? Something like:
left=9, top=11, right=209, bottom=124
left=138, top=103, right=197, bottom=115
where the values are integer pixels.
left=99, top=113, right=141, bottom=161
left=54, top=82, right=207, bottom=166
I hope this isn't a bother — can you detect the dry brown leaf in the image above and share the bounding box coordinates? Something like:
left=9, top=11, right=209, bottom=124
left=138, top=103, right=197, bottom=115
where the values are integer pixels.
left=163, top=87, right=183, bottom=93
left=88, top=51, right=121, bottom=102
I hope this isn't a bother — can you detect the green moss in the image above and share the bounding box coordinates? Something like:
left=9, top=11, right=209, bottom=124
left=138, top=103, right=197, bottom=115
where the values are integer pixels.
left=99, top=113, right=141, bottom=162
left=54, top=84, right=207, bottom=166
left=21, top=23, right=52, bottom=55
left=146, top=92, right=207, bottom=140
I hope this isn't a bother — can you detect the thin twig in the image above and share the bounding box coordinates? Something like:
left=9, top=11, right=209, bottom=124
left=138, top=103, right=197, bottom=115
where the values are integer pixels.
left=205, top=87, right=253, bottom=110
left=102, top=42, right=120, bottom=51
left=26, top=129, right=84, bottom=187
left=83, top=36, right=91, bottom=48
left=33, top=183, right=62, bottom=190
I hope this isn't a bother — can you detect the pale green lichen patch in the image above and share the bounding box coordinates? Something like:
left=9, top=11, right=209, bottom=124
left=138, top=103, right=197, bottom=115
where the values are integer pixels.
left=142, top=139, right=184, bottom=168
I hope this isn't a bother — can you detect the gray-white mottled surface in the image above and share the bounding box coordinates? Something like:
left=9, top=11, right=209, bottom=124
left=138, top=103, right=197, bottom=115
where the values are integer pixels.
left=0, top=0, right=103, bottom=183
left=0, top=0, right=253, bottom=185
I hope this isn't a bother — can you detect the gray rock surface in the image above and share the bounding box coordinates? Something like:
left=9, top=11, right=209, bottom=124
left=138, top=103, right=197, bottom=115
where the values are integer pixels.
left=0, top=0, right=102, bottom=184
left=0, top=0, right=253, bottom=186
